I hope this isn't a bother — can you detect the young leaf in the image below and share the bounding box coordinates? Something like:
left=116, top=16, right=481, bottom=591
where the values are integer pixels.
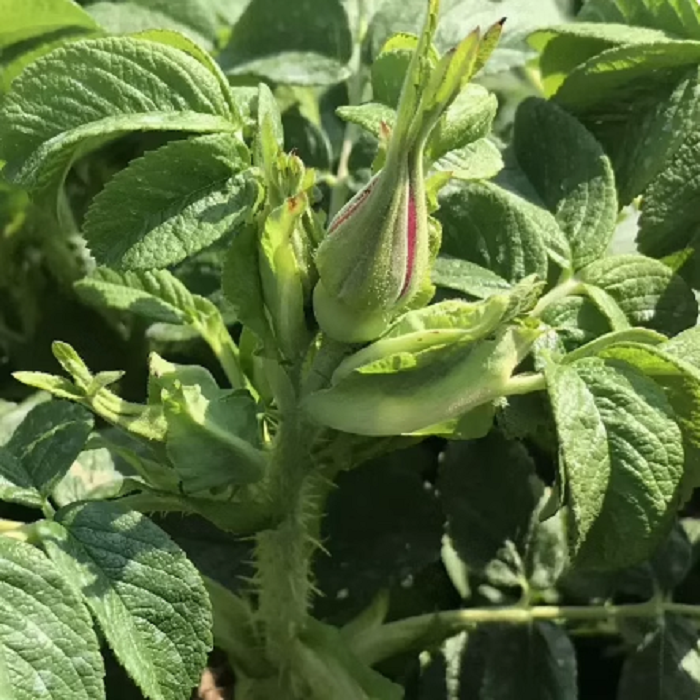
left=83, top=133, right=257, bottom=269
left=0, top=400, right=93, bottom=508
left=432, top=138, right=504, bottom=182
left=336, top=103, right=397, bottom=141
left=514, top=97, right=617, bottom=268
left=539, top=295, right=612, bottom=349
left=578, top=254, right=698, bottom=335
left=0, top=36, right=237, bottom=195
left=618, top=614, right=700, bottom=700
left=545, top=357, right=684, bottom=569
left=581, top=282, right=631, bottom=331
left=41, top=501, right=213, bottom=700
left=438, top=181, right=551, bottom=282
left=368, top=0, right=567, bottom=75
left=425, top=83, right=498, bottom=162
left=157, top=362, right=266, bottom=492
left=219, top=0, right=353, bottom=85
left=0, top=0, right=99, bottom=49
left=0, top=537, right=104, bottom=700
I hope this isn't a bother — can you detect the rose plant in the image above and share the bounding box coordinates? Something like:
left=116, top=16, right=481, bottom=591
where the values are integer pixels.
left=2, top=0, right=700, bottom=698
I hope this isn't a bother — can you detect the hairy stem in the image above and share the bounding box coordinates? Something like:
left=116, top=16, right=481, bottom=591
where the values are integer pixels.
left=254, top=405, right=329, bottom=678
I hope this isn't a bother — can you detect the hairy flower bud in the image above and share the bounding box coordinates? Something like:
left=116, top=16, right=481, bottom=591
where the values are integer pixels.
left=312, top=0, right=503, bottom=343
left=313, top=143, right=430, bottom=343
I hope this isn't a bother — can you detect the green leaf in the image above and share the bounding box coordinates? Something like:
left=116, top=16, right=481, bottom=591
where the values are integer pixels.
left=618, top=615, right=700, bottom=700
left=42, top=501, right=212, bottom=700
left=74, top=267, right=217, bottom=325
left=551, top=40, right=700, bottom=112
left=539, top=295, right=611, bottom=350
left=101, top=0, right=220, bottom=44
left=336, top=103, right=397, bottom=141
left=0, top=36, right=237, bottom=196
left=432, top=139, right=504, bottom=182
left=219, top=0, right=353, bottom=85
left=0, top=0, right=99, bottom=49
left=601, top=66, right=700, bottom=206
left=0, top=537, right=104, bottom=700
left=158, top=363, right=266, bottom=492
left=638, top=125, right=700, bottom=259
left=426, top=84, right=498, bottom=162
left=597, top=342, right=700, bottom=492
left=0, top=401, right=93, bottom=508
left=438, top=181, right=553, bottom=282
left=370, top=33, right=424, bottom=109
left=86, top=2, right=214, bottom=49
left=431, top=256, right=512, bottom=299
left=579, top=254, right=698, bottom=335
left=581, top=282, right=631, bottom=331
left=545, top=357, right=684, bottom=569
left=514, top=97, right=617, bottom=268
left=83, top=134, right=256, bottom=269
left=529, top=23, right=672, bottom=97
left=578, top=0, right=700, bottom=40
left=664, top=325, right=700, bottom=369
left=254, top=83, right=284, bottom=171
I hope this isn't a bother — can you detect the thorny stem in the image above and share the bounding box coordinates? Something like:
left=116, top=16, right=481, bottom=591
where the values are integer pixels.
left=351, top=598, right=700, bottom=666
left=253, top=370, right=331, bottom=677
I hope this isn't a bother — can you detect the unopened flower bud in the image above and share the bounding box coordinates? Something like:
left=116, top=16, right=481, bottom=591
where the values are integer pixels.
left=313, top=143, right=430, bottom=343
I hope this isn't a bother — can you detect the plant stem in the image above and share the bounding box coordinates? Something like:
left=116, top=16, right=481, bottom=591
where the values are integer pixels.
left=502, top=372, right=546, bottom=397
left=531, top=277, right=585, bottom=318
left=351, top=598, right=700, bottom=666
left=198, top=315, right=255, bottom=397
left=254, top=408, right=329, bottom=676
